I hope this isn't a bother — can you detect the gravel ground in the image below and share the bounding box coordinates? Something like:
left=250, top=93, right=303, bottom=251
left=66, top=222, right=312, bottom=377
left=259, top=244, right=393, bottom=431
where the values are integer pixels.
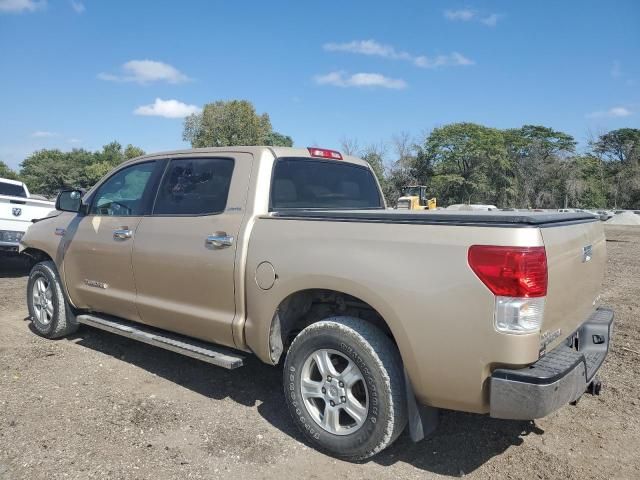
left=1, top=225, right=639, bottom=480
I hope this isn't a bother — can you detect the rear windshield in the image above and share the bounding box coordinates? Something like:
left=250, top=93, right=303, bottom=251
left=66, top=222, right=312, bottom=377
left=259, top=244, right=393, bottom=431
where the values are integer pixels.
left=271, top=158, right=383, bottom=210
left=0, top=181, right=27, bottom=198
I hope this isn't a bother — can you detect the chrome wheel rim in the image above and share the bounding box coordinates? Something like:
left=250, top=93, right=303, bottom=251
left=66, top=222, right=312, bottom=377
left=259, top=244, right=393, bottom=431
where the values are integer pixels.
left=300, top=348, right=369, bottom=435
left=31, top=275, right=54, bottom=325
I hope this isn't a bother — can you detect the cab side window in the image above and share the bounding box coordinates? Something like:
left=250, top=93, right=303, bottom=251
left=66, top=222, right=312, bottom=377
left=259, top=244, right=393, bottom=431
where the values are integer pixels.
left=90, top=162, right=156, bottom=216
left=153, top=158, right=234, bottom=215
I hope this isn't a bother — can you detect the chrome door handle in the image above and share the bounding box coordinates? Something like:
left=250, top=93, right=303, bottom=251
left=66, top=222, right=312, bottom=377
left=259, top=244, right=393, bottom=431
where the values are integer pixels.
left=113, top=229, right=133, bottom=240
left=206, top=233, right=234, bottom=249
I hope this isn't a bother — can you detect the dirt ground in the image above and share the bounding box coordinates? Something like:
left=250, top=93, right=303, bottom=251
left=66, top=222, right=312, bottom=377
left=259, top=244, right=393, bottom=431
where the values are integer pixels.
left=1, top=225, right=639, bottom=480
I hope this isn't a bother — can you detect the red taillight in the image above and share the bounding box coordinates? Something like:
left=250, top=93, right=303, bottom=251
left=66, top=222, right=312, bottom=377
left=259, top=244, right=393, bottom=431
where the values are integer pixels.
left=307, top=147, right=343, bottom=160
left=468, top=246, right=548, bottom=298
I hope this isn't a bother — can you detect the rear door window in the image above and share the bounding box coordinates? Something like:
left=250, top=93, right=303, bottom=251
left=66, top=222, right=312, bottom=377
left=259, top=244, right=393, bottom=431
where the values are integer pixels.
left=153, top=158, right=234, bottom=215
left=271, top=158, right=382, bottom=210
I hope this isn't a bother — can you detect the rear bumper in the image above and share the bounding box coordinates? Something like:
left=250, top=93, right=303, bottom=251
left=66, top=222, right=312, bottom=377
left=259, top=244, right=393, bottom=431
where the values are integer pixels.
left=489, top=307, right=614, bottom=420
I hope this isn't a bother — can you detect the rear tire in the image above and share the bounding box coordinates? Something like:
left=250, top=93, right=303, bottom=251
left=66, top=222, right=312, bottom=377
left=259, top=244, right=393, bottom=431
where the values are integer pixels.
left=283, top=316, right=407, bottom=460
left=27, top=261, right=78, bottom=339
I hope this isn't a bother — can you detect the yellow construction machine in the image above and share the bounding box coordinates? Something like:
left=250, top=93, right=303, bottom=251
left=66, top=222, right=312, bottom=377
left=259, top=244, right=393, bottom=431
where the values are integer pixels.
left=396, top=185, right=437, bottom=210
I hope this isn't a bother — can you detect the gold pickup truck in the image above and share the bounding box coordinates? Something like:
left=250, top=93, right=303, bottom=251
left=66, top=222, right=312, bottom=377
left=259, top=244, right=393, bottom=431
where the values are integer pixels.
left=20, top=146, right=614, bottom=460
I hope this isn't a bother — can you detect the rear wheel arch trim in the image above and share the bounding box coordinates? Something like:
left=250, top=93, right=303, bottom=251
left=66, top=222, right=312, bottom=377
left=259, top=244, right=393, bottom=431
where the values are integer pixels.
left=266, top=287, right=413, bottom=369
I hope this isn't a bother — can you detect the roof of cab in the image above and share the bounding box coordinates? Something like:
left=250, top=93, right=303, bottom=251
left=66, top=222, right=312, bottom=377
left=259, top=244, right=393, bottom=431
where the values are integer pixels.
left=133, top=146, right=370, bottom=169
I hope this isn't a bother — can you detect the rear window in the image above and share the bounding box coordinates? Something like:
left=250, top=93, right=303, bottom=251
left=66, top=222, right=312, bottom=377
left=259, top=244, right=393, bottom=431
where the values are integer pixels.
left=0, top=181, right=27, bottom=198
left=270, top=158, right=382, bottom=210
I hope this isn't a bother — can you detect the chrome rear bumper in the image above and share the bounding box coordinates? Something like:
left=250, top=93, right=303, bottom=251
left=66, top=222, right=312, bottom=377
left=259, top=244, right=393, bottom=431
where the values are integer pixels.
left=490, top=307, right=614, bottom=420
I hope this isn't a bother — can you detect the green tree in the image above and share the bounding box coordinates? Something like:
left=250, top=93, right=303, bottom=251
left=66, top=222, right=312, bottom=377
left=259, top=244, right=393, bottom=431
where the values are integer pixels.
left=417, top=123, right=514, bottom=206
left=124, top=144, right=146, bottom=160
left=592, top=128, right=640, bottom=164
left=183, top=99, right=292, bottom=147
left=0, top=160, right=21, bottom=181
left=591, top=128, right=640, bottom=208
left=20, top=149, right=73, bottom=196
left=503, top=125, right=576, bottom=208
left=264, top=131, right=294, bottom=147
left=568, top=155, right=607, bottom=208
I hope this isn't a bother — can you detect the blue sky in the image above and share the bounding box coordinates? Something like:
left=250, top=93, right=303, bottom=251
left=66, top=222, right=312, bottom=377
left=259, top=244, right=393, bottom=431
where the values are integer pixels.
left=1, top=0, right=638, bottom=169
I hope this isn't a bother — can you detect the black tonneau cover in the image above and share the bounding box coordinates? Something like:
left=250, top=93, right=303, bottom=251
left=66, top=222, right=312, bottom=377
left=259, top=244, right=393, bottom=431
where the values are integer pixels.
left=269, top=209, right=597, bottom=227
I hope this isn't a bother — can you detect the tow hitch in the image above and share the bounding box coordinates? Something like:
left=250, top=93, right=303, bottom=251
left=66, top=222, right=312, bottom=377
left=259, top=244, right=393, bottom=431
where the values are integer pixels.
left=587, top=376, right=602, bottom=396
left=571, top=376, right=603, bottom=406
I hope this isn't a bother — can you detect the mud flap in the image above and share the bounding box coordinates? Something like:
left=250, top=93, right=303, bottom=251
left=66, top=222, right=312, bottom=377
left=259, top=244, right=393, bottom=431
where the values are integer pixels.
left=404, top=369, right=439, bottom=442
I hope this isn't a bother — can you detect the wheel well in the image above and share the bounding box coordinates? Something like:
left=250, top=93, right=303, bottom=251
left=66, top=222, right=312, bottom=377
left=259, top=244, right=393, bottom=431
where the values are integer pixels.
left=21, top=248, right=53, bottom=265
left=268, top=289, right=395, bottom=364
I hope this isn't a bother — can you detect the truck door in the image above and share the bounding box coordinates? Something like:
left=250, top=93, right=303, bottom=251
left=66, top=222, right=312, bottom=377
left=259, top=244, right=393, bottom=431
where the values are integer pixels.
left=63, top=160, right=161, bottom=321
left=132, top=153, right=253, bottom=348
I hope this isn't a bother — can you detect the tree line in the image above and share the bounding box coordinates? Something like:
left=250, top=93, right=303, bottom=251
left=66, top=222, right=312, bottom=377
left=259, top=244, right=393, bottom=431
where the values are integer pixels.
left=347, top=125, right=640, bottom=210
left=1, top=142, right=145, bottom=197
left=2, top=99, right=638, bottom=209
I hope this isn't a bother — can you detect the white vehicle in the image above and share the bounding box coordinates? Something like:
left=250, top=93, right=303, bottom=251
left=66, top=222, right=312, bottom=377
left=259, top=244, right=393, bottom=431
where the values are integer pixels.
left=0, top=178, right=55, bottom=255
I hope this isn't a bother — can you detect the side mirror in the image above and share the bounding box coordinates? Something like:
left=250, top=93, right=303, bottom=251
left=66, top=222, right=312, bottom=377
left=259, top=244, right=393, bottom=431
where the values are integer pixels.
left=56, top=189, right=83, bottom=212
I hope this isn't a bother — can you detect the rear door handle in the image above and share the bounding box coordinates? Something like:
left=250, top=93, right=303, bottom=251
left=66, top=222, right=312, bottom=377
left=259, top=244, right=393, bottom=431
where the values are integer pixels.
left=206, top=233, right=234, bottom=249
left=113, top=228, right=133, bottom=240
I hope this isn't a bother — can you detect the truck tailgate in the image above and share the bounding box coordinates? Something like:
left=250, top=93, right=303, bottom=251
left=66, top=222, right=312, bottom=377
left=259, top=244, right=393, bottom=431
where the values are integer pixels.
left=540, top=220, right=606, bottom=351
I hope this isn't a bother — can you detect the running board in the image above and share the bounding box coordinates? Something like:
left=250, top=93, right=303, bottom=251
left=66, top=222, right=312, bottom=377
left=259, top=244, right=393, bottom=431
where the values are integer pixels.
left=76, top=314, right=244, bottom=369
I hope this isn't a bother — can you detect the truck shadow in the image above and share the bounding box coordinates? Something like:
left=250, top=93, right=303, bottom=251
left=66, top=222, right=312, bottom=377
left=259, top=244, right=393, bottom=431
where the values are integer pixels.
left=370, top=412, right=542, bottom=475
left=70, top=326, right=542, bottom=476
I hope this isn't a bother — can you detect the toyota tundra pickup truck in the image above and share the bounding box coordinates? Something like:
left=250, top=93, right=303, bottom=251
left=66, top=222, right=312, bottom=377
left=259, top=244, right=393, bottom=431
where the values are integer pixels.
left=1, top=177, right=55, bottom=255
left=19, top=146, right=614, bottom=460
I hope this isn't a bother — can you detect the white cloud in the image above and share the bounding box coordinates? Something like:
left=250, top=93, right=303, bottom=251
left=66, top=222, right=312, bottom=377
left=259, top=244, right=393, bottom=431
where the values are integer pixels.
left=99, top=60, right=190, bottom=85
left=70, top=0, right=84, bottom=13
left=444, top=9, right=475, bottom=21
left=323, top=39, right=474, bottom=69
left=587, top=106, right=633, bottom=119
left=324, top=40, right=411, bottom=61
left=444, top=9, right=503, bottom=26
left=134, top=98, right=201, bottom=118
left=31, top=130, right=57, bottom=137
left=68, top=138, right=81, bottom=144
left=315, top=71, right=407, bottom=90
left=414, top=52, right=474, bottom=68
left=0, top=0, right=44, bottom=13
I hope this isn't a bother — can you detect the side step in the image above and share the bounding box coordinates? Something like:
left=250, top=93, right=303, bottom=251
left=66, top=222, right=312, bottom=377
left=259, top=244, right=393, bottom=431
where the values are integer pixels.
left=77, top=314, right=244, bottom=369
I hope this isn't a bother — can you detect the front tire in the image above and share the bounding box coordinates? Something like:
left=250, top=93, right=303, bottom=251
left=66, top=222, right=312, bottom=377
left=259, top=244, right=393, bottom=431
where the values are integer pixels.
left=283, top=316, right=407, bottom=460
left=27, top=261, right=78, bottom=339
